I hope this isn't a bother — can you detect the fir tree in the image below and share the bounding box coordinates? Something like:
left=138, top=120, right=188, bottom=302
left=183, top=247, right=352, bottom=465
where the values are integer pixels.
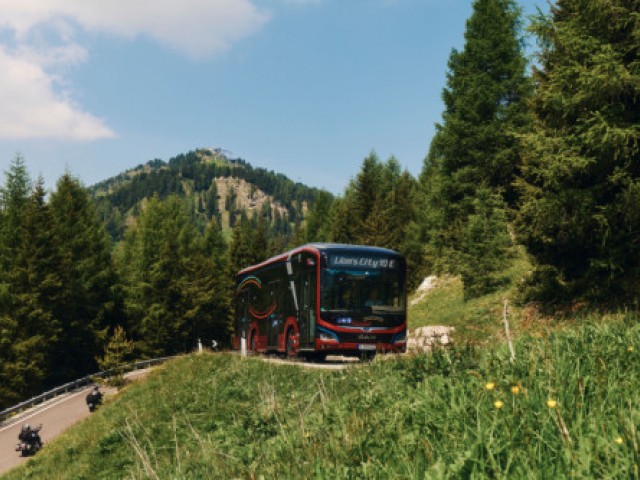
left=515, top=0, right=640, bottom=302
left=0, top=178, right=60, bottom=406
left=48, top=174, right=117, bottom=384
left=420, top=0, right=531, bottom=287
left=97, top=325, right=134, bottom=387
left=304, top=191, right=334, bottom=242
left=460, top=188, right=513, bottom=298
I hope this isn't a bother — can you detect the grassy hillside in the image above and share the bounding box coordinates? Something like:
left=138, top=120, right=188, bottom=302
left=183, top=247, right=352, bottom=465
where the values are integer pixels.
left=6, top=315, right=640, bottom=479
left=408, top=246, right=538, bottom=346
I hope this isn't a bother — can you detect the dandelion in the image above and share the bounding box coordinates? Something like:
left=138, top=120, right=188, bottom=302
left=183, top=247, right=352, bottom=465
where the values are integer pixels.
left=547, top=399, right=558, bottom=409
left=484, top=382, right=495, bottom=391
left=628, top=346, right=634, bottom=353
left=511, top=386, right=521, bottom=395
left=494, top=400, right=504, bottom=409
left=615, top=436, right=623, bottom=445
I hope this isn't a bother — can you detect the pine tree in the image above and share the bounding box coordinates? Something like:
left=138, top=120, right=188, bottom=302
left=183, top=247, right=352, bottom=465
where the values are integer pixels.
left=252, top=216, right=269, bottom=263
left=0, top=178, right=61, bottom=406
left=352, top=152, right=384, bottom=242
left=0, top=157, right=34, bottom=408
left=460, top=188, right=513, bottom=298
left=304, top=191, right=334, bottom=243
left=330, top=193, right=358, bottom=244
left=515, top=0, right=640, bottom=302
left=97, top=325, right=134, bottom=387
left=119, top=195, right=231, bottom=355
left=48, top=174, right=117, bottom=384
left=419, top=0, right=531, bottom=287
left=0, top=155, right=31, bottom=278
left=227, top=223, right=254, bottom=278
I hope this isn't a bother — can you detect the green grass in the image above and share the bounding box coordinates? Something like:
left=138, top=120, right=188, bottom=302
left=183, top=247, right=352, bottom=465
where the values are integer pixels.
left=6, top=315, right=640, bottom=479
left=408, top=247, right=534, bottom=346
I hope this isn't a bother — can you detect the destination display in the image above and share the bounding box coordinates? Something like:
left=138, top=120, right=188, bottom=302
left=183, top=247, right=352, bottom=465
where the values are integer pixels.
left=328, top=255, right=398, bottom=270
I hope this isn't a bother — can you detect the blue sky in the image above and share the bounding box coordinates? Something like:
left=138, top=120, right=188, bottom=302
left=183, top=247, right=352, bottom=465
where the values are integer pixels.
left=0, top=0, right=545, bottom=195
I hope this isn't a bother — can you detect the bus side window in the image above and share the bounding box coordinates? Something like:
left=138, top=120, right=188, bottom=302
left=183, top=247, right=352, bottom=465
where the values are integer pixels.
left=268, top=280, right=281, bottom=313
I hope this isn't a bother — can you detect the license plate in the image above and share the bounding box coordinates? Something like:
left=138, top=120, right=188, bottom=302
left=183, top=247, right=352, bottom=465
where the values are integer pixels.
left=358, top=344, right=376, bottom=351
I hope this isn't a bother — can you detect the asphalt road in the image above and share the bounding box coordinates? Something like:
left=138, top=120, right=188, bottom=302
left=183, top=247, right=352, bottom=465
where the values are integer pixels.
left=0, top=368, right=152, bottom=477
left=0, top=386, right=102, bottom=475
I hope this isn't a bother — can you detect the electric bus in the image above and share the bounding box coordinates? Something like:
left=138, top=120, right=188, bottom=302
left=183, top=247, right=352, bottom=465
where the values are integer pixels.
left=233, top=243, right=406, bottom=360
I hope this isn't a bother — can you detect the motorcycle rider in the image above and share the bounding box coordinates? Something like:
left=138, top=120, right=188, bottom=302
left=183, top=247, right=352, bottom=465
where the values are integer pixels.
left=86, top=385, right=103, bottom=410
left=17, top=424, right=42, bottom=450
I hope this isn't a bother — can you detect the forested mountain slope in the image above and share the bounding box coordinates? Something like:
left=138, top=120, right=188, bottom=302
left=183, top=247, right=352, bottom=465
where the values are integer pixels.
left=89, top=148, right=330, bottom=241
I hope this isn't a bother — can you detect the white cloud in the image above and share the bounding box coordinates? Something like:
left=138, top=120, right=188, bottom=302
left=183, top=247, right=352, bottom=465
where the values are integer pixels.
left=0, top=46, right=115, bottom=140
left=1, top=0, right=271, bottom=59
left=0, top=0, right=271, bottom=140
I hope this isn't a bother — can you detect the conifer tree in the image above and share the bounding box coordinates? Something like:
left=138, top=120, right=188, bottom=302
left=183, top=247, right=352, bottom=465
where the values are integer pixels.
left=227, top=223, right=254, bottom=278
left=252, top=216, right=269, bottom=263
left=120, top=194, right=232, bottom=354
left=460, top=188, right=512, bottom=298
left=0, top=178, right=61, bottom=406
left=48, top=174, right=117, bottom=383
left=420, top=0, right=531, bottom=287
left=330, top=194, right=358, bottom=244
left=304, top=191, right=334, bottom=243
left=0, top=155, right=31, bottom=277
left=97, top=325, right=134, bottom=387
left=515, top=0, right=640, bottom=302
left=0, top=157, right=33, bottom=407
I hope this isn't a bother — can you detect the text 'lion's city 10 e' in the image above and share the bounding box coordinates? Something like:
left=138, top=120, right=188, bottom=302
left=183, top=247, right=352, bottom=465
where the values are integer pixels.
left=233, top=243, right=407, bottom=361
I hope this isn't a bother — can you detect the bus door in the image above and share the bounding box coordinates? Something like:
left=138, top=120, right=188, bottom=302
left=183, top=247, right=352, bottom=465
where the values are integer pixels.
left=237, top=289, right=250, bottom=350
left=267, top=280, right=281, bottom=349
left=297, top=269, right=316, bottom=349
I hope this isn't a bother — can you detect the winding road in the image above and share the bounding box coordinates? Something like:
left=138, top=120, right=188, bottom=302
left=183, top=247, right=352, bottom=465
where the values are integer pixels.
left=0, top=368, right=153, bottom=477
left=0, top=386, right=103, bottom=475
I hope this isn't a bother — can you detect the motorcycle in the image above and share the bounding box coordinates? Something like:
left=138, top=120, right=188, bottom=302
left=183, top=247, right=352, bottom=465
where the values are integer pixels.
left=86, top=388, right=103, bottom=412
left=87, top=398, right=101, bottom=412
left=15, top=425, right=43, bottom=457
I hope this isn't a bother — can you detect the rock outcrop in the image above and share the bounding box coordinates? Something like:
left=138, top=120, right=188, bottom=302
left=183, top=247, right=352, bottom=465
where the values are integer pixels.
left=406, top=326, right=454, bottom=353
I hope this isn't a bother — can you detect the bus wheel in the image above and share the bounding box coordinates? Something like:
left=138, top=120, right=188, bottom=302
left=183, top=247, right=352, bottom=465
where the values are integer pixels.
left=286, top=329, right=296, bottom=358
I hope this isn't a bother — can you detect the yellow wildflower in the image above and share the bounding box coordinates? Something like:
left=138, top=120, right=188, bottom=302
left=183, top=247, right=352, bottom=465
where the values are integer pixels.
left=615, top=437, right=623, bottom=445
left=511, top=386, right=521, bottom=395
left=547, top=399, right=558, bottom=409
left=484, top=382, right=495, bottom=391
left=628, top=346, right=634, bottom=352
left=494, top=400, right=504, bottom=410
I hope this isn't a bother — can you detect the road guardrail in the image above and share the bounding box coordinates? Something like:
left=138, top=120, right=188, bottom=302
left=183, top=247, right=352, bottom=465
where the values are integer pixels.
left=0, top=356, right=175, bottom=422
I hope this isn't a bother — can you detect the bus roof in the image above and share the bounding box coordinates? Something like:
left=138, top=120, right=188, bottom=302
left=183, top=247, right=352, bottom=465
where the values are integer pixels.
left=236, top=243, right=402, bottom=276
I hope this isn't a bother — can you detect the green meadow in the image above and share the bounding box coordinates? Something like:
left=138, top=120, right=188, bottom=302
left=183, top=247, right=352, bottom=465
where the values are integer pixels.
left=6, top=314, right=639, bottom=479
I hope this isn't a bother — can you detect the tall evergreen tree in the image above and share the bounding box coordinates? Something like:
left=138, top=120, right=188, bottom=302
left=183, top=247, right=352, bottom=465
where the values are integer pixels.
left=515, top=0, right=640, bottom=302
left=120, top=195, right=231, bottom=354
left=0, top=155, right=31, bottom=278
left=304, top=191, right=334, bottom=243
left=48, top=174, right=117, bottom=383
left=330, top=193, right=358, bottom=244
left=120, top=195, right=193, bottom=355
left=0, top=178, right=62, bottom=407
left=460, top=188, right=513, bottom=298
left=420, top=0, right=531, bottom=286
left=0, top=157, right=33, bottom=408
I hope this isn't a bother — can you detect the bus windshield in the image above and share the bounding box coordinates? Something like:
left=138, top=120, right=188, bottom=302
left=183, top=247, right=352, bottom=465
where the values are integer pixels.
left=320, top=267, right=405, bottom=315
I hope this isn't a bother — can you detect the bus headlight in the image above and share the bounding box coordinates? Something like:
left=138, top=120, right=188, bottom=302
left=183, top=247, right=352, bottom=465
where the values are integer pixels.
left=318, top=328, right=338, bottom=342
